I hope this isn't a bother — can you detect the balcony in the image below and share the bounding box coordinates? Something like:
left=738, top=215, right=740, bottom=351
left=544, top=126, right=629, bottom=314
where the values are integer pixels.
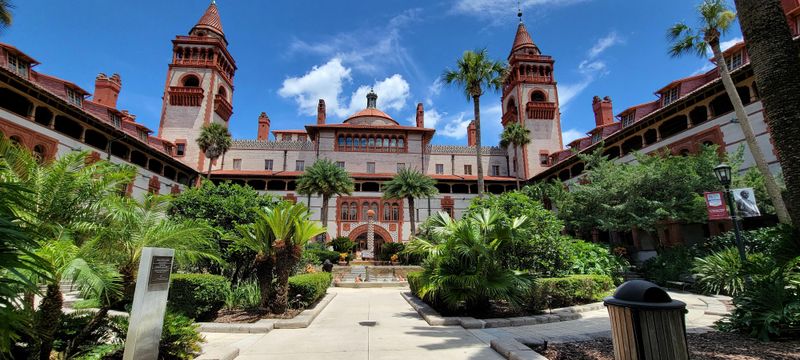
left=168, top=87, right=204, bottom=107
left=214, top=94, right=233, bottom=121
left=502, top=111, right=518, bottom=125
left=526, top=101, right=556, bottom=119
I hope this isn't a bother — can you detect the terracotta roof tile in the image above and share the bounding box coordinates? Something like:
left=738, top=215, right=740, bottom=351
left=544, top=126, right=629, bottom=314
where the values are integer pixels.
left=510, top=22, right=539, bottom=56
left=194, top=3, right=224, bottom=37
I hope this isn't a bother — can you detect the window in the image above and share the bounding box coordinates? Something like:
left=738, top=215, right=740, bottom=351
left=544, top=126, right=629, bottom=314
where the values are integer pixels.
left=491, top=165, right=500, bottom=176
left=182, top=75, right=200, bottom=87
left=338, top=136, right=345, bottom=147
left=341, top=203, right=349, bottom=221
left=531, top=91, right=546, bottom=102
left=621, top=112, right=636, bottom=127
left=264, top=159, right=273, bottom=170
left=109, top=111, right=122, bottom=128
left=295, top=160, right=305, bottom=171
left=539, top=153, right=550, bottom=166
left=383, top=202, right=391, bottom=221
left=336, top=161, right=345, bottom=169
left=362, top=201, right=371, bottom=219
left=281, top=134, right=292, bottom=141
left=435, top=164, right=444, bottom=174
left=727, top=51, right=743, bottom=70
left=176, top=143, right=186, bottom=157
left=349, top=201, right=357, bottom=220
left=397, top=163, right=405, bottom=172
left=591, top=132, right=602, bottom=144
left=232, top=159, right=242, bottom=170
left=366, top=162, right=375, bottom=174
left=391, top=204, right=399, bottom=221
left=661, top=87, right=679, bottom=106
left=464, top=164, right=472, bottom=175
left=442, top=206, right=454, bottom=218
left=66, top=87, right=83, bottom=107
left=7, top=54, right=28, bottom=79
left=137, top=129, right=148, bottom=142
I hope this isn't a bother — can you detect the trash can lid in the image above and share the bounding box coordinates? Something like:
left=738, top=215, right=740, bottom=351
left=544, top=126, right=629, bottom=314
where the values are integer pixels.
left=603, top=280, right=686, bottom=309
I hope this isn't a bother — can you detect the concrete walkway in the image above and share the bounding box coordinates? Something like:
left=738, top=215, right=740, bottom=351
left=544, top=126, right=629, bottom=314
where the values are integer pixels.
left=203, top=287, right=502, bottom=360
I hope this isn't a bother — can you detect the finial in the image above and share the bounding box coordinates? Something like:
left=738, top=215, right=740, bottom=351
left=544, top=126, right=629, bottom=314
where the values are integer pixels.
left=211, top=0, right=216, bottom=4
left=517, top=0, right=523, bottom=22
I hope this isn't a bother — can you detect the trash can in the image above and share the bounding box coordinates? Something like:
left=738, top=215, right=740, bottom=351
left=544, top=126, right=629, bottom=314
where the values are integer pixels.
left=604, top=280, right=689, bottom=360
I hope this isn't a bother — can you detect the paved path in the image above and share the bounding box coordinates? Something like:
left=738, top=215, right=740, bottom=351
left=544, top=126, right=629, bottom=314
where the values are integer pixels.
left=203, top=287, right=502, bottom=360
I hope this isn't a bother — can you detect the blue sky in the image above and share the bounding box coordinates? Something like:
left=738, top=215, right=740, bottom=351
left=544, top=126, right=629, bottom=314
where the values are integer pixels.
left=1, top=0, right=742, bottom=147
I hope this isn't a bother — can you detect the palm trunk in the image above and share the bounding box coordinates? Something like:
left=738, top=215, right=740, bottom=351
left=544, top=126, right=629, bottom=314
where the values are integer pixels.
left=321, top=195, right=329, bottom=241
left=271, top=246, right=291, bottom=314
left=733, top=0, right=800, bottom=229
left=473, top=95, right=484, bottom=197
left=408, top=197, right=416, bottom=236
left=255, top=255, right=273, bottom=309
left=33, top=284, right=62, bottom=360
left=206, top=157, right=213, bottom=180
left=514, top=146, right=520, bottom=190
left=65, top=306, right=109, bottom=358
left=710, top=37, right=790, bottom=224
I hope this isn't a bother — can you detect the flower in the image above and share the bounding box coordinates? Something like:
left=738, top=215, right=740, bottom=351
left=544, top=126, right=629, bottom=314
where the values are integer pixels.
left=390, top=254, right=399, bottom=262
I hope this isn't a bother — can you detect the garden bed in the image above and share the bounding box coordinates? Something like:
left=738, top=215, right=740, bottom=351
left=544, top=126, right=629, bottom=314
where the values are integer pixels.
left=212, top=308, right=303, bottom=323
left=529, top=332, right=800, bottom=360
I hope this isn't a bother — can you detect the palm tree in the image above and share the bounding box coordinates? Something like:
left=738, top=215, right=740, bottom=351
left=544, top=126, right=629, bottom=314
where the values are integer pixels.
left=382, top=168, right=438, bottom=236
left=232, top=210, right=277, bottom=309
left=443, top=49, right=507, bottom=197
left=0, top=0, right=13, bottom=32
left=295, top=159, right=354, bottom=238
left=196, top=122, right=232, bottom=180
left=667, top=0, right=790, bottom=224
left=500, top=123, right=531, bottom=189
left=263, top=202, right=325, bottom=314
left=732, top=0, right=800, bottom=230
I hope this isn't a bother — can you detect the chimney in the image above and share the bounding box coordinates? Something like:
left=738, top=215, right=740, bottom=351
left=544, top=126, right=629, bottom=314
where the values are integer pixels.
left=317, top=99, right=326, bottom=124
left=467, top=120, right=477, bottom=147
left=94, top=73, right=122, bottom=108
left=416, top=103, right=424, bottom=127
left=257, top=112, right=271, bottom=140
left=120, top=110, right=136, bottom=122
left=592, top=96, right=614, bottom=127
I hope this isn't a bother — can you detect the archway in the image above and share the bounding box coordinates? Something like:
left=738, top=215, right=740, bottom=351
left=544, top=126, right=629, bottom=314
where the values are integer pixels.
left=348, top=224, right=393, bottom=259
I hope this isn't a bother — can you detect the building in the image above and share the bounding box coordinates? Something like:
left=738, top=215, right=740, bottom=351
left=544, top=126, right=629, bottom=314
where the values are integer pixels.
left=1, top=2, right=798, bottom=254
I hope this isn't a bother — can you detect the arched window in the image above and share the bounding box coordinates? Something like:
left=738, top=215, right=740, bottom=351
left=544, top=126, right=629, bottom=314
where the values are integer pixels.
left=217, top=86, right=227, bottom=99
left=345, top=136, right=353, bottom=148
left=349, top=202, right=357, bottom=220
left=33, top=144, right=46, bottom=163
left=182, top=75, right=200, bottom=87
left=390, top=138, right=397, bottom=150
left=338, top=135, right=345, bottom=147
left=360, top=137, right=367, bottom=149
left=362, top=201, right=370, bottom=220
left=383, top=202, right=391, bottom=221
left=392, top=204, right=399, bottom=221
left=368, top=137, right=375, bottom=148
left=9, top=135, right=22, bottom=146
left=341, top=203, right=349, bottom=220
left=371, top=202, right=378, bottom=216
left=531, top=91, right=546, bottom=102
left=397, top=137, right=404, bottom=148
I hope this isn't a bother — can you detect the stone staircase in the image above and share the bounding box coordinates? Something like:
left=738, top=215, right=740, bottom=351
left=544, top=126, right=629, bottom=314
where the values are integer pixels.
left=340, top=266, right=367, bottom=282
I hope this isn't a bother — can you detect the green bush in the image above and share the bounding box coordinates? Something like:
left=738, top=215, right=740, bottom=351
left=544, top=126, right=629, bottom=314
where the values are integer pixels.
left=641, top=246, right=697, bottom=286
left=568, top=240, right=629, bottom=280
left=528, top=275, right=614, bottom=311
left=330, top=237, right=356, bottom=253
left=379, top=242, right=405, bottom=261
left=307, top=249, right=340, bottom=264
left=288, top=272, right=332, bottom=309
left=407, top=271, right=423, bottom=296
left=224, top=280, right=261, bottom=311
left=168, top=274, right=229, bottom=321
left=159, top=312, right=204, bottom=359
left=697, top=225, right=794, bottom=256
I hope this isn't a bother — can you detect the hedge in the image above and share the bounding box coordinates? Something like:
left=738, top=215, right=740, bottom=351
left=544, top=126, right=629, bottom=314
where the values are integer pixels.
left=168, top=273, right=229, bottom=321
left=288, top=272, right=332, bottom=308
left=528, top=274, right=614, bottom=311
left=307, top=249, right=341, bottom=264
left=407, top=271, right=423, bottom=297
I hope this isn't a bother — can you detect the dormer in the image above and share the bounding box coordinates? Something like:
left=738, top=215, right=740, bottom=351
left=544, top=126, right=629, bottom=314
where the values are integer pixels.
left=65, top=85, right=87, bottom=108
left=660, top=86, right=680, bottom=107
left=1, top=44, right=38, bottom=80
left=619, top=109, right=636, bottom=128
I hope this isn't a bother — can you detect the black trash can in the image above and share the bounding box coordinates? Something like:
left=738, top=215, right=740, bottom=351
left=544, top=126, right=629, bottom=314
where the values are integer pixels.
left=604, top=280, right=688, bottom=360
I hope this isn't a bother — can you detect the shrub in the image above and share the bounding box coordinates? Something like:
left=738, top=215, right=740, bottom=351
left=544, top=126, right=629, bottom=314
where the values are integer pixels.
left=307, top=249, right=340, bottom=264
left=288, top=272, right=332, bottom=309
left=692, top=248, right=775, bottom=296
left=331, top=237, right=356, bottom=253
left=407, top=271, right=423, bottom=296
left=568, top=240, right=629, bottom=280
left=697, top=225, right=794, bottom=256
left=168, top=274, right=229, bottom=321
left=528, top=275, right=614, bottom=311
left=224, top=280, right=261, bottom=311
left=159, top=312, right=205, bottom=359
left=641, top=246, right=697, bottom=286
left=379, top=242, right=405, bottom=261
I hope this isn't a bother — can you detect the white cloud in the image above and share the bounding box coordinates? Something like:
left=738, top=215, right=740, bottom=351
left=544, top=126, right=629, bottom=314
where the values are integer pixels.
left=561, top=128, right=586, bottom=146
left=721, top=37, right=743, bottom=52
left=557, top=32, right=621, bottom=111
left=558, top=80, right=592, bottom=109
left=692, top=61, right=716, bottom=75
left=588, top=32, right=622, bottom=59
left=340, top=74, right=411, bottom=117
left=452, top=0, right=588, bottom=20
left=278, top=58, right=352, bottom=117
left=440, top=113, right=473, bottom=138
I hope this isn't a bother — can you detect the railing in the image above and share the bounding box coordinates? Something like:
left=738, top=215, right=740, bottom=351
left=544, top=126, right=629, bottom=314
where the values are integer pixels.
left=526, top=101, right=556, bottom=119
left=502, top=111, right=517, bottom=125
left=214, top=94, right=233, bottom=121
left=168, top=87, right=204, bottom=107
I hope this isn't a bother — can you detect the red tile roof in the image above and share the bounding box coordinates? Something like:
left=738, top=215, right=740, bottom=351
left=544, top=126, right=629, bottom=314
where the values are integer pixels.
left=510, top=22, right=539, bottom=56
left=194, top=3, right=224, bottom=38
left=344, top=108, right=399, bottom=125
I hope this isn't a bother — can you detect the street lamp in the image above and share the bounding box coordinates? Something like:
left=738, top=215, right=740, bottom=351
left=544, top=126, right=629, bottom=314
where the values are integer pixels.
left=713, top=163, right=747, bottom=264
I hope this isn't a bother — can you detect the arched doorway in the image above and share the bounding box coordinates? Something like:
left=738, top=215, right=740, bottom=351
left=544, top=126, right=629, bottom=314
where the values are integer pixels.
left=348, top=224, right=393, bottom=259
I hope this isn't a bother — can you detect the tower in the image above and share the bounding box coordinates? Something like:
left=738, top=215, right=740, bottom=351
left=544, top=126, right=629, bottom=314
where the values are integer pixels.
left=157, top=1, right=236, bottom=170
left=500, top=13, right=563, bottom=180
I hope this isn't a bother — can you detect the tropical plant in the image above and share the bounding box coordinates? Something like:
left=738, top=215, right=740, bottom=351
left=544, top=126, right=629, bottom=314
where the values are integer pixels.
left=443, top=49, right=507, bottom=197
left=232, top=208, right=277, bottom=309
left=567, top=240, right=629, bottom=280
left=733, top=0, right=800, bottom=229
left=224, top=279, right=261, bottom=311
left=667, top=0, right=790, bottom=224
left=296, top=159, right=354, bottom=237
left=693, top=247, right=775, bottom=296
left=405, top=209, right=534, bottom=315
left=0, top=0, right=12, bottom=32
left=382, top=168, right=438, bottom=235
left=196, top=122, right=232, bottom=179
left=330, top=236, right=356, bottom=253
left=500, top=123, right=531, bottom=190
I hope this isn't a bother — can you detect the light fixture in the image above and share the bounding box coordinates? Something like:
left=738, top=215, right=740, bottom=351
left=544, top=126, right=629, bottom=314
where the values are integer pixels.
left=713, top=163, right=732, bottom=186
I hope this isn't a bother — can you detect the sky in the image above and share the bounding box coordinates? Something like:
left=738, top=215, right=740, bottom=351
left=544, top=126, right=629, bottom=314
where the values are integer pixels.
left=1, top=0, right=743, bottom=147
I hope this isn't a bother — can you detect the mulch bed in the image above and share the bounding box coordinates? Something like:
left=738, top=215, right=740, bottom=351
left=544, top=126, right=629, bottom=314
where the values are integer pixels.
left=212, top=308, right=303, bottom=323
left=531, top=332, right=800, bottom=360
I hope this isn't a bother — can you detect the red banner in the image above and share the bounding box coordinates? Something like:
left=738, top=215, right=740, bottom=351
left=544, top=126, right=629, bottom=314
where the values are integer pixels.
left=704, top=191, right=729, bottom=220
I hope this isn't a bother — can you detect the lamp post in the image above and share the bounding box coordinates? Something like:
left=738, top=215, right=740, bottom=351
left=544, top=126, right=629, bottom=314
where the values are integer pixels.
left=713, top=163, right=747, bottom=264
left=366, top=209, right=376, bottom=261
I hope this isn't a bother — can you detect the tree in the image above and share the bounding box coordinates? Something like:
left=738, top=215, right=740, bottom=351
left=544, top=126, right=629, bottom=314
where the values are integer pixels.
left=232, top=209, right=277, bottom=309
left=443, top=49, right=506, bottom=197
left=382, top=168, right=438, bottom=236
left=500, top=123, right=531, bottom=190
left=667, top=0, right=790, bottom=224
left=732, top=0, right=800, bottom=230
left=196, top=123, right=232, bottom=180
left=296, top=159, right=354, bottom=239
left=0, top=0, right=12, bottom=32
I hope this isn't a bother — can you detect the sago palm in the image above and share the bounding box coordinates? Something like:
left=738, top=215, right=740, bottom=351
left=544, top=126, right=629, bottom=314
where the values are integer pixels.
left=667, top=0, right=790, bottom=224
left=233, top=209, right=277, bottom=309
left=500, top=123, right=531, bottom=189
left=382, top=168, right=438, bottom=236
left=196, top=122, right=232, bottom=180
left=296, top=159, right=354, bottom=238
left=733, top=0, right=800, bottom=230
left=443, top=49, right=507, bottom=197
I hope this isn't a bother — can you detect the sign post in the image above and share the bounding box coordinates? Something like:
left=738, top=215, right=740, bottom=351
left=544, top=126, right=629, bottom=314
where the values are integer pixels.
left=123, top=247, right=175, bottom=360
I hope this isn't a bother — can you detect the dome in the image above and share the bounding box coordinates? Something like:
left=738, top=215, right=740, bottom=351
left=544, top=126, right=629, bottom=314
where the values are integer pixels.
left=343, top=89, right=399, bottom=126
